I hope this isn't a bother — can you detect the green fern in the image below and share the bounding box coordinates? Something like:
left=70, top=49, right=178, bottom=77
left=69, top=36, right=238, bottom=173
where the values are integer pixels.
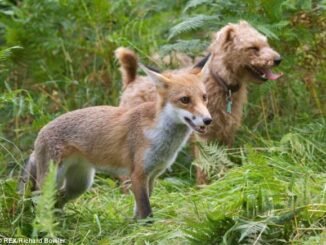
left=185, top=122, right=326, bottom=244
left=160, top=39, right=209, bottom=56
left=0, top=46, right=22, bottom=61
left=168, top=14, right=219, bottom=40
left=235, top=220, right=268, bottom=244
left=184, top=0, right=213, bottom=12
left=185, top=215, right=236, bottom=244
left=192, top=142, right=235, bottom=180
left=32, top=162, right=58, bottom=238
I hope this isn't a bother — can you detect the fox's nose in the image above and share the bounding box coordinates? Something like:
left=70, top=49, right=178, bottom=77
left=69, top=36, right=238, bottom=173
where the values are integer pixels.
left=203, top=118, right=212, bottom=125
left=274, top=56, right=282, bottom=66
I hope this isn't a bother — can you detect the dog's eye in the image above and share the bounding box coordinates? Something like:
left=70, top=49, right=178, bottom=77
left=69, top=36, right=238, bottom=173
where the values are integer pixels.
left=248, top=46, right=259, bottom=52
left=180, top=96, right=191, bottom=104
left=203, top=94, right=208, bottom=101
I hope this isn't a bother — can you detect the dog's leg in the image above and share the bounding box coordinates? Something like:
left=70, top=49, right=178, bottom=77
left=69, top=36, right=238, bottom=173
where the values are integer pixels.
left=131, top=172, right=152, bottom=219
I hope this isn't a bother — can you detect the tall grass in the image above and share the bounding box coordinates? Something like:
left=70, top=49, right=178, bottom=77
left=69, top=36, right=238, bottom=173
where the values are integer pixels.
left=0, top=122, right=324, bottom=243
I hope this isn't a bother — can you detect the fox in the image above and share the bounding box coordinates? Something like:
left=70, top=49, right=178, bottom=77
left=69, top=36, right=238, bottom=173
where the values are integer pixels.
left=20, top=47, right=212, bottom=219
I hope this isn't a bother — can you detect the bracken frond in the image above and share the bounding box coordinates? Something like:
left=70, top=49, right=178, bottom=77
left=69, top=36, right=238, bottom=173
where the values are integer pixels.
left=183, top=0, right=213, bottom=12
left=168, top=14, right=219, bottom=40
left=160, top=39, right=209, bottom=56
left=32, top=161, right=58, bottom=238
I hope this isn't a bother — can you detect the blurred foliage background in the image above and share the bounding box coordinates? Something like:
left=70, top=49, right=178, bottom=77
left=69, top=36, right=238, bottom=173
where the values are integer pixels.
left=0, top=0, right=325, bottom=244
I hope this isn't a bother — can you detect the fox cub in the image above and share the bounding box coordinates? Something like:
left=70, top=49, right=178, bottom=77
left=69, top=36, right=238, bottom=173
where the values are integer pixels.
left=20, top=48, right=212, bottom=219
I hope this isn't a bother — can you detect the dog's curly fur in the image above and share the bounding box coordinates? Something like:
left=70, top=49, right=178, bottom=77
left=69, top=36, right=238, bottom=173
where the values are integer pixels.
left=118, top=21, right=282, bottom=184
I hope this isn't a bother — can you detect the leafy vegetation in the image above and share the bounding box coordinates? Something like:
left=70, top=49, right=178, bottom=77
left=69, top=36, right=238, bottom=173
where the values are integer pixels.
left=0, top=0, right=325, bottom=244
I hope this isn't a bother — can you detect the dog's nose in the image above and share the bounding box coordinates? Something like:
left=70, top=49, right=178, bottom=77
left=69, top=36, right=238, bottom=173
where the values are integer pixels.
left=274, top=56, right=282, bottom=66
left=203, top=118, right=212, bottom=125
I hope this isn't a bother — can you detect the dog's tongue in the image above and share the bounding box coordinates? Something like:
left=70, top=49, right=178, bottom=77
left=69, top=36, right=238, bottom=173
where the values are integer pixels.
left=264, top=69, right=283, bottom=80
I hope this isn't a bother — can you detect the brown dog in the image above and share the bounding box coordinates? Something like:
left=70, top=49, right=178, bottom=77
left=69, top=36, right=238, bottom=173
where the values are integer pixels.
left=118, top=21, right=283, bottom=184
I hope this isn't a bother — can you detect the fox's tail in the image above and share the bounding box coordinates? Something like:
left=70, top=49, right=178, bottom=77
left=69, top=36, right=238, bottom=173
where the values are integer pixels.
left=115, top=47, right=138, bottom=88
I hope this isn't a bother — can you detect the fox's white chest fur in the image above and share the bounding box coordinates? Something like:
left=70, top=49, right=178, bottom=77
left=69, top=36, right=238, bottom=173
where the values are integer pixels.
left=144, top=103, right=192, bottom=176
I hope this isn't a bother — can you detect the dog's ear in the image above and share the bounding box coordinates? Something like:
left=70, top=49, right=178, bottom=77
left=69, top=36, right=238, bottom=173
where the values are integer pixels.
left=139, top=63, right=170, bottom=90
left=216, top=25, right=235, bottom=46
left=224, top=26, right=235, bottom=43
left=239, top=20, right=249, bottom=26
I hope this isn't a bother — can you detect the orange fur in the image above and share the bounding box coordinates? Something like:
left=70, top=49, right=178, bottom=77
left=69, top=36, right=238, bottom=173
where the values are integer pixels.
left=115, top=47, right=138, bottom=88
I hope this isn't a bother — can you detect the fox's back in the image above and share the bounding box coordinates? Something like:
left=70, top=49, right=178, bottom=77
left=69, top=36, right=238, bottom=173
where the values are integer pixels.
left=36, top=106, right=124, bottom=165
left=37, top=106, right=125, bottom=141
left=35, top=103, right=159, bottom=166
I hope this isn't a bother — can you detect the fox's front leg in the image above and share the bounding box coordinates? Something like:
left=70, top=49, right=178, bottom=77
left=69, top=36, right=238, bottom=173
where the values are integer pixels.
left=131, top=172, right=152, bottom=219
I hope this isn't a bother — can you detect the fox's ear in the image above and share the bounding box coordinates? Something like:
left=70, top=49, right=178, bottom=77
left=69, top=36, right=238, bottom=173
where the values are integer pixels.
left=195, top=54, right=211, bottom=78
left=139, top=63, right=170, bottom=90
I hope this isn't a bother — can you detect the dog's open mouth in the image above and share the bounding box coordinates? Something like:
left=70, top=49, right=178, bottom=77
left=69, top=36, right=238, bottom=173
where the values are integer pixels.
left=184, top=117, right=207, bottom=134
left=247, top=66, right=283, bottom=81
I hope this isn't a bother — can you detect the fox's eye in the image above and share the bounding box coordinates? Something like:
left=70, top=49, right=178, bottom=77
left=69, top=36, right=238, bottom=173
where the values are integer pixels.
left=203, top=94, right=207, bottom=101
left=180, top=96, right=191, bottom=104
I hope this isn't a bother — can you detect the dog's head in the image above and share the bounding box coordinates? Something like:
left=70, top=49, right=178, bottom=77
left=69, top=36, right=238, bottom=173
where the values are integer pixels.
left=210, top=21, right=283, bottom=83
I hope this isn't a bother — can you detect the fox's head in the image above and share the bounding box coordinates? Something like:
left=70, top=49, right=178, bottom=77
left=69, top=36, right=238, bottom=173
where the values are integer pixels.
left=140, top=64, right=212, bottom=134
